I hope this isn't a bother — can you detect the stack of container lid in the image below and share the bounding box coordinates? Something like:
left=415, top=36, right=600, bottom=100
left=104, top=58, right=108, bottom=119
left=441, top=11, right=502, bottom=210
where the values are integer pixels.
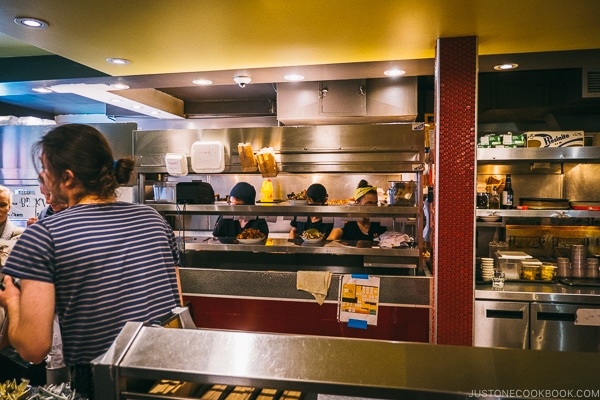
left=571, top=244, right=586, bottom=278
left=557, top=257, right=571, bottom=278
left=586, top=257, right=599, bottom=279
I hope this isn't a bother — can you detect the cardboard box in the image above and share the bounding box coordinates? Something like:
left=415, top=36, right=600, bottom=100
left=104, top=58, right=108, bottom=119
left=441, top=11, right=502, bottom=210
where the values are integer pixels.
left=525, top=131, right=584, bottom=147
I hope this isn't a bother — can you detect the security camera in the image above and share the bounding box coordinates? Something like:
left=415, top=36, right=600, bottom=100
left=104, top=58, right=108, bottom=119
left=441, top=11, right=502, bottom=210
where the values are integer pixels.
left=233, top=75, right=252, bottom=88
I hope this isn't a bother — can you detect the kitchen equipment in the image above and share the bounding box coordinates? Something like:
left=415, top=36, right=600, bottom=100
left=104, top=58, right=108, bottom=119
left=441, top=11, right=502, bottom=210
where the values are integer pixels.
left=387, top=181, right=416, bottom=206
left=474, top=300, right=529, bottom=349
left=191, top=141, right=225, bottom=173
left=152, top=182, right=176, bottom=203
left=476, top=192, right=489, bottom=209
left=519, top=197, right=570, bottom=210
left=530, top=303, right=600, bottom=352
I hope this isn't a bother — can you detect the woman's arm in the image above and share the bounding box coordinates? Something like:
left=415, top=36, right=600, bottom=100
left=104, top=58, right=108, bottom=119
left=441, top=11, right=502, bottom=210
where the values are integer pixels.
left=327, top=227, right=343, bottom=240
left=1, top=276, right=54, bottom=364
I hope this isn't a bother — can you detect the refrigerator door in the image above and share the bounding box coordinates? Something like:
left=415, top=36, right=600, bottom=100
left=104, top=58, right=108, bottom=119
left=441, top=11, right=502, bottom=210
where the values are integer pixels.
left=530, top=302, right=600, bottom=352
left=474, top=300, right=529, bottom=349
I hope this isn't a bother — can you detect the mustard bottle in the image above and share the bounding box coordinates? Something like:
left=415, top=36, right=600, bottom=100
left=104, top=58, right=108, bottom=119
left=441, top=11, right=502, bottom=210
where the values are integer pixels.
left=260, top=179, right=274, bottom=203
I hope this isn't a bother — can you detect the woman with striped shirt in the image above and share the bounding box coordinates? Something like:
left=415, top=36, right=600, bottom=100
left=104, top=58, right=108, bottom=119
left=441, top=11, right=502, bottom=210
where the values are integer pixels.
left=0, top=124, right=181, bottom=398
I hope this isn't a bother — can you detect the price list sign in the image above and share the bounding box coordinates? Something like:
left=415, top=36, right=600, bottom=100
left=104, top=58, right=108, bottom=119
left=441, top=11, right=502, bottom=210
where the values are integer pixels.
left=338, top=274, right=380, bottom=327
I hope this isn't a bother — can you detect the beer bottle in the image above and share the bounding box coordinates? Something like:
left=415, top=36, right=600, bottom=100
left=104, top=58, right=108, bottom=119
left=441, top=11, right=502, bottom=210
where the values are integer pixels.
left=501, top=174, right=514, bottom=209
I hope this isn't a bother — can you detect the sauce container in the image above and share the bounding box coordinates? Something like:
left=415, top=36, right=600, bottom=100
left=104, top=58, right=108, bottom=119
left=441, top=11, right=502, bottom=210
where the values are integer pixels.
left=521, top=265, right=540, bottom=280
left=539, top=264, right=557, bottom=281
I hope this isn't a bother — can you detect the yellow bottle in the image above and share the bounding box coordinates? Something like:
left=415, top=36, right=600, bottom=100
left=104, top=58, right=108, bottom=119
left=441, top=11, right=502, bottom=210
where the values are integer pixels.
left=260, top=179, right=273, bottom=203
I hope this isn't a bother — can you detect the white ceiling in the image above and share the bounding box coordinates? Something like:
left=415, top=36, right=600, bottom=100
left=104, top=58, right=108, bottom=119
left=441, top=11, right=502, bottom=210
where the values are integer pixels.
left=0, top=0, right=599, bottom=120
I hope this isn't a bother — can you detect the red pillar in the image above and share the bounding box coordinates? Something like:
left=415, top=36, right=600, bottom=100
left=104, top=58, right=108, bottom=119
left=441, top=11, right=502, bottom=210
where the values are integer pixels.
left=433, top=36, right=478, bottom=345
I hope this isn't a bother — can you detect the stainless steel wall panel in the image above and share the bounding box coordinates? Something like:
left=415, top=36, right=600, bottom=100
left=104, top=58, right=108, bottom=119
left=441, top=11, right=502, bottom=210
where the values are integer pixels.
left=179, top=268, right=432, bottom=306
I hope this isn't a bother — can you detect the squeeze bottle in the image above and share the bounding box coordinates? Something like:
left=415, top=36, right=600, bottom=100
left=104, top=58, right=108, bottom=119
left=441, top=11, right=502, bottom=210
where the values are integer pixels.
left=260, top=179, right=274, bottom=202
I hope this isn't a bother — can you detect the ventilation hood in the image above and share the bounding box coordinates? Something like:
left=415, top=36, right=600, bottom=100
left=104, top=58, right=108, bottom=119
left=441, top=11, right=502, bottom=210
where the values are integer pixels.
left=276, top=77, right=418, bottom=125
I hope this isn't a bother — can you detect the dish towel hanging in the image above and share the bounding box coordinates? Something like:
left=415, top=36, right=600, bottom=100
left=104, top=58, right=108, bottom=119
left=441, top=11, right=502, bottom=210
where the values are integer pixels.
left=296, top=271, right=332, bottom=305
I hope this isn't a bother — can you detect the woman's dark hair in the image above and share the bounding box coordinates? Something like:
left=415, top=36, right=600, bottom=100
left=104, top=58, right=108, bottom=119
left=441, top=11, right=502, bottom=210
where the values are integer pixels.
left=33, top=124, right=134, bottom=201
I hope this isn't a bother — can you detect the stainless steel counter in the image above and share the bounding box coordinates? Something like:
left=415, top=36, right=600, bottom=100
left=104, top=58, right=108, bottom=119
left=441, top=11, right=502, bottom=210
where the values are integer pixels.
left=93, top=322, right=600, bottom=400
left=475, top=281, right=600, bottom=304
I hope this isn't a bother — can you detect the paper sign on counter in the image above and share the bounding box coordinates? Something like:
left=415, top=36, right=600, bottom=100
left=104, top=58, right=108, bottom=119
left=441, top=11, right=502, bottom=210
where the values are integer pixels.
left=338, top=274, right=380, bottom=327
left=575, top=308, right=600, bottom=326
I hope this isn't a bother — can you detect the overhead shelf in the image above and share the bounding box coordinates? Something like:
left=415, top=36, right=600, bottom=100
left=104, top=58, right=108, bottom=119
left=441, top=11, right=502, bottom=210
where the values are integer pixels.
left=476, top=209, right=600, bottom=218
left=183, top=237, right=419, bottom=258
left=477, top=146, right=600, bottom=164
left=149, top=203, right=419, bottom=218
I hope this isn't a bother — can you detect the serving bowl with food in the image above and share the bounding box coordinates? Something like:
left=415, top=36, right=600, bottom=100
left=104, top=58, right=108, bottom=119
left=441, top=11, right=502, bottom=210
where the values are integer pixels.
left=301, top=228, right=325, bottom=243
left=287, top=190, right=308, bottom=205
left=236, top=228, right=266, bottom=244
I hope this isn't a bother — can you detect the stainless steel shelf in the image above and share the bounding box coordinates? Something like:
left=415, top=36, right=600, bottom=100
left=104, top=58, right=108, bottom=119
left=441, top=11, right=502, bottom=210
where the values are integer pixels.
left=183, top=238, right=419, bottom=257
left=476, top=209, right=600, bottom=218
left=477, top=146, right=600, bottom=163
left=150, top=203, right=419, bottom=218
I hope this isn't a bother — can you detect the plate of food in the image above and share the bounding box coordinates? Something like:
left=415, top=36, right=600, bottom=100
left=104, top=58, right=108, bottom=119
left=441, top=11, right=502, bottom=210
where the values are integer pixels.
left=479, top=216, right=501, bottom=222
left=287, top=190, right=308, bottom=205
left=236, top=228, right=266, bottom=244
left=301, top=228, right=325, bottom=243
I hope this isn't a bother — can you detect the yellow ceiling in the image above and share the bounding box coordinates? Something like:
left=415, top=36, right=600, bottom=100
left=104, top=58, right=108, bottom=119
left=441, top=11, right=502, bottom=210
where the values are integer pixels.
left=1, top=0, right=599, bottom=77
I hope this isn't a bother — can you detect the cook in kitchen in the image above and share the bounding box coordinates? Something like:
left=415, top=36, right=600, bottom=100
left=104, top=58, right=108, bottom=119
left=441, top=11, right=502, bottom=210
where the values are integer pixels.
left=0, top=124, right=182, bottom=397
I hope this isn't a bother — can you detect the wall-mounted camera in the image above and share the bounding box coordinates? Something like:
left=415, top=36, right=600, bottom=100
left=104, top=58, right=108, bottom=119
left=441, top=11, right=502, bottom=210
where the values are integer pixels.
left=233, top=75, right=252, bottom=88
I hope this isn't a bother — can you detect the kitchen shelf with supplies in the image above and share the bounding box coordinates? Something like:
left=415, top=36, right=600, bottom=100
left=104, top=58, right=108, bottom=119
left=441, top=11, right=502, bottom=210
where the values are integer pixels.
left=476, top=144, right=600, bottom=263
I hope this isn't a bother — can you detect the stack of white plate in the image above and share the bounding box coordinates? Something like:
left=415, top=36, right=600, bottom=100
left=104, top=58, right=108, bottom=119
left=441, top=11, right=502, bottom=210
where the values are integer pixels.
left=481, top=257, right=494, bottom=281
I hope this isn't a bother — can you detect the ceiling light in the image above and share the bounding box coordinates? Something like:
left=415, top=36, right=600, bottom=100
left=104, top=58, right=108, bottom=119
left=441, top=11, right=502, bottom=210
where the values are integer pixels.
left=384, top=69, right=406, bottom=77
left=192, top=79, right=213, bottom=86
left=233, top=75, right=252, bottom=88
left=284, top=74, right=305, bottom=82
left=110, top=83, right=130, bottom=90
left=106, top=58, right=131, bottom=65
left=32, top=87, right=53, bottom=94
left=493, top=63, right=519, bottom=71
left=14, top=17, right=49, bottom=29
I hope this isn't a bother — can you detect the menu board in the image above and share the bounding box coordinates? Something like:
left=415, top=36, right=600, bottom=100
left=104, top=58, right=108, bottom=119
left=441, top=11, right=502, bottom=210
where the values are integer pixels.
left=338, top=274, right=380, bottom=327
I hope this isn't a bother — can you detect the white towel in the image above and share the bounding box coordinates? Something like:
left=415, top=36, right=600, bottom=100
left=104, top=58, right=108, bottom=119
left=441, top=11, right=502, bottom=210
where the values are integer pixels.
left=296, top=271, right=332, bottom=305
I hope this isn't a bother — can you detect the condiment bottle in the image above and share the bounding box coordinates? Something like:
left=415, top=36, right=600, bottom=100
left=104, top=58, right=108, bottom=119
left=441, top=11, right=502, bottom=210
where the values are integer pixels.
left=489, top=186, right=500, bottom=209
left=260, top=179, right=274, bottom=203
left=501, top=174, right=514, bottom=209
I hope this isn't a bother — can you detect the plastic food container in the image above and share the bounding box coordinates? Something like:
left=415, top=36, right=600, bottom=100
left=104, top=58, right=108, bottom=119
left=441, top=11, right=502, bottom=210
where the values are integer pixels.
left=539, top=264, right=557, bottom=281
left=521, top=264, right=540, bottom=280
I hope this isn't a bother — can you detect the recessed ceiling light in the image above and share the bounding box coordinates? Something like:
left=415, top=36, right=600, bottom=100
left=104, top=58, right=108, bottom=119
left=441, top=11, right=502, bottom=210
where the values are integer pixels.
left=192, top=79, right=213, bottom=86
left=110, top=83, right=130, bottom=90
left=284, top=74, right=305, bottom=82
left=14, top=17, right=49, bottom=29
left=32, top=87, right=53, bottom=94
left=493, top=63, right=519, bottom=71
left=384, top=68, right=406, bottom=77
left=106, top=58, right=131, bottom=65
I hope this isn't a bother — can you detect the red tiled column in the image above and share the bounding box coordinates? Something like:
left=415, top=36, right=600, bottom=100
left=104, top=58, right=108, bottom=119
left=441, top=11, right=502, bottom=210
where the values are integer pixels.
left=434, top=36, right=477, bottom=345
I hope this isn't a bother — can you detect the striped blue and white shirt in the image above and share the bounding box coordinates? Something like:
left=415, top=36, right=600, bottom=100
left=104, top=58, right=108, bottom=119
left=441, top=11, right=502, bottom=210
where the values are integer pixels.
left=3, top=202, right=180, bottom=366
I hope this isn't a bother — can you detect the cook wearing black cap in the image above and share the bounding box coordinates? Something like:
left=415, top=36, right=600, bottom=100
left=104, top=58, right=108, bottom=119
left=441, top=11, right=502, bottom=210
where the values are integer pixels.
left=289, top=183, right=333, bottom=239
left=212, top=182, right=269, bottom=238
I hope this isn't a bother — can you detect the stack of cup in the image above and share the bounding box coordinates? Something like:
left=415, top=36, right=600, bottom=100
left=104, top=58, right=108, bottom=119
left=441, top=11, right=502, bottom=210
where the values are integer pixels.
left=556, top=257, right=571, bottom=278
left=585, top=257, right=599, bottom=279
left=571, top=244, right=586, bottom=278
